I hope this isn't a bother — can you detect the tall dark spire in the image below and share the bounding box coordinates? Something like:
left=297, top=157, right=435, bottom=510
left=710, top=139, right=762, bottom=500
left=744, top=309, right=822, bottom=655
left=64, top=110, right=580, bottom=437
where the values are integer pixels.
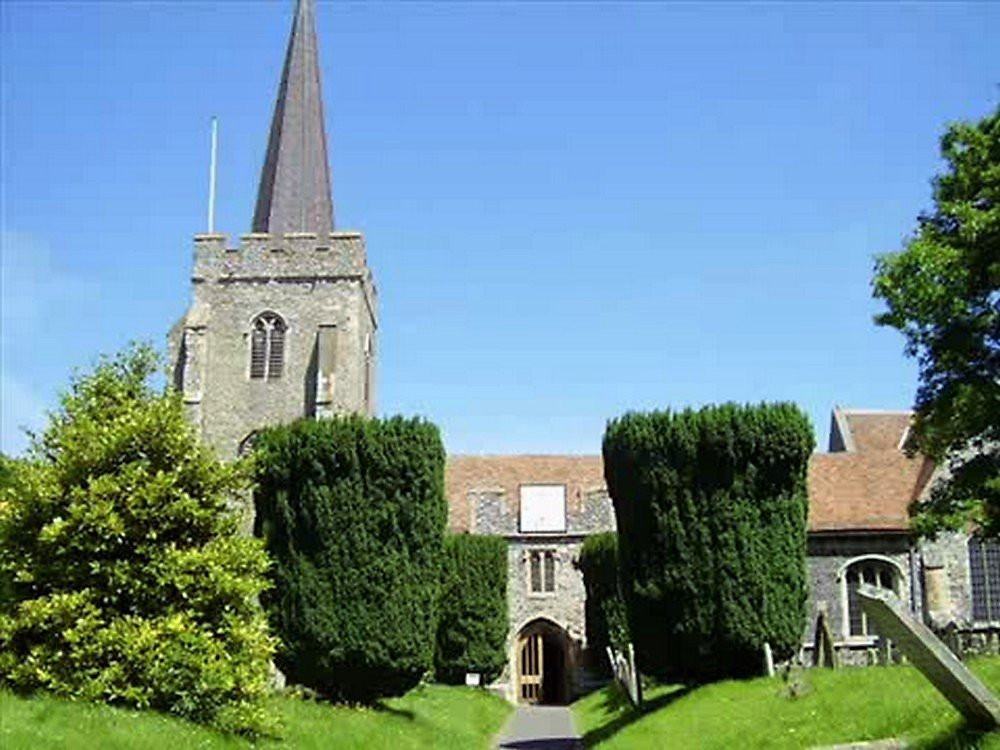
left=252, top=0, right=334, bottom=235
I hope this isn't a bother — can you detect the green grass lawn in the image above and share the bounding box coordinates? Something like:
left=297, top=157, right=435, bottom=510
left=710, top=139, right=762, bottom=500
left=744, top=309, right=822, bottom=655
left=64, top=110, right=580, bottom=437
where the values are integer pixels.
left=573, top=657, right=1000, bottom=749
left=0, top=683, right=513, bottom=750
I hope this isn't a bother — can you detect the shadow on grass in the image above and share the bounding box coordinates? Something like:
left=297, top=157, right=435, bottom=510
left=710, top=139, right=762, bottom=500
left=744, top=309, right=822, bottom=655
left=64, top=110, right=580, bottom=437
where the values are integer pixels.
left=499, top=738, right=581, bottom=749
left=922, top=720, right=1000, bottom=750
left=581, top=683, right=693, bottom=748
left=371, top=702, right=416, bottom=720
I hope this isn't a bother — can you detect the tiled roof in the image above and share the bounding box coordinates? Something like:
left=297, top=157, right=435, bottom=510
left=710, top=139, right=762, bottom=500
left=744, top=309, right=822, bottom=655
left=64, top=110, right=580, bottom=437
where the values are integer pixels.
left=841, top=410, right=913, bottom=452
left=445, top=437, right=935, bottom=534
left=806, top=451, right=933, bottom=532
left=445, top=455, right=605, bottom=533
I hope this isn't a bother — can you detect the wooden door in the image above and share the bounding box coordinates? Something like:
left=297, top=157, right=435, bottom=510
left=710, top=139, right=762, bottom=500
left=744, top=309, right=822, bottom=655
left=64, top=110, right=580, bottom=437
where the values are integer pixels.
left=518, top=632, right=544, bottom=703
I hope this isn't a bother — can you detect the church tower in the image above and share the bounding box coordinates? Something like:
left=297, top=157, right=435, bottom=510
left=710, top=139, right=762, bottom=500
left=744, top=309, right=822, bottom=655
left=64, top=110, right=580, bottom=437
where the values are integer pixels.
left=170, top=0, right=377, bottom=460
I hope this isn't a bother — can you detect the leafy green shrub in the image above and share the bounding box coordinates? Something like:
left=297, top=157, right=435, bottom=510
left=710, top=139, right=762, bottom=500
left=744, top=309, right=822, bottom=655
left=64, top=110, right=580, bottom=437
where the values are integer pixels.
left=254, top=416, right=447, bottom=702
left=577, top=532, right=628, bottom=672
left=603, top=402, right=813, bottom=683
left=435, top=534, right=508, bottom=684
left=0, top=345, right=275, bottom=735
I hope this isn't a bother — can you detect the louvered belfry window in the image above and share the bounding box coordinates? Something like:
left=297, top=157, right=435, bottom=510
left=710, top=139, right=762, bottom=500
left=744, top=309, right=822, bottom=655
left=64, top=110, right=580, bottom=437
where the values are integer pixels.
left=250, top=312, right=286, bottom=380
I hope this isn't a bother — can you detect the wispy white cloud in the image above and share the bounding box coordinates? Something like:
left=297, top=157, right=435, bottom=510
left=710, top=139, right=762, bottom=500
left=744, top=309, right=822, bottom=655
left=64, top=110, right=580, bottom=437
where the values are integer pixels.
left=1, top=232, right=95, bottom=455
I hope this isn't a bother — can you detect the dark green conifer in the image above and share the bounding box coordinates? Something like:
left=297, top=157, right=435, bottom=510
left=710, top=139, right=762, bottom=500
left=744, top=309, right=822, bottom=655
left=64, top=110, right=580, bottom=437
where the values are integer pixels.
left=435, top=534, right=508, bottom=684
left=603, top=402, right=813, bottom=682
left=253, top=416, right=447, bottom=702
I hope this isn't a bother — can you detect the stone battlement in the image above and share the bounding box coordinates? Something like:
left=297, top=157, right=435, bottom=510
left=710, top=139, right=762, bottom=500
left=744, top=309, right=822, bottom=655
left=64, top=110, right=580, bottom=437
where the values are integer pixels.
left=193, top=231, right=368, bottom=282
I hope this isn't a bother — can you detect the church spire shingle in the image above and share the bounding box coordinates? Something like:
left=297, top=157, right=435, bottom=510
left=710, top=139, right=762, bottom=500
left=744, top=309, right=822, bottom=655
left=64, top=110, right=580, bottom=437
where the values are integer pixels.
left=252, top=0, right=334, bottom=235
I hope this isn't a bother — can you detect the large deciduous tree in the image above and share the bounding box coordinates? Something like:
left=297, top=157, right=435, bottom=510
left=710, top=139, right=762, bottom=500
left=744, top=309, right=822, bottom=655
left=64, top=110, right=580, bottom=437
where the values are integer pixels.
left=0, top=345, right=275, bottom=735
left=872, top=107, right=1000, bottom=536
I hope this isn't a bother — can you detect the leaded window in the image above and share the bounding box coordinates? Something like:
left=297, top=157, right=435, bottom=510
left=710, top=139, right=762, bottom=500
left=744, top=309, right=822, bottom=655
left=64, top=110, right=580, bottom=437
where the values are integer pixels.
left=529, top=550, right=556, bottom=594
left=845, top=559, right=898, bottom=637
left=249, top=312, right=286, bottom=380
left=969, top=538, right=1000, bottom=621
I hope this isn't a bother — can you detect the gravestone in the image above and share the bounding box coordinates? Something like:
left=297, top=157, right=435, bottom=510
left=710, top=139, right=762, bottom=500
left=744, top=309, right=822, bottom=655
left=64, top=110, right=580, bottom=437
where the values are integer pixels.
left=812, top=609, right=838, bottom=669
left=606, top=643, right=643, bottom=708
left=858, top=584, right=1000, bottom=729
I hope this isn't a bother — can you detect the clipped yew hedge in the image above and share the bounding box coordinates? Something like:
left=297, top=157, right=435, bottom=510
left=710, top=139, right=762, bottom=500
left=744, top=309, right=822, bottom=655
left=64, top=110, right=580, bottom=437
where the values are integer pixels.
left=253, top=416, right=448, bottom=702
left=576, top=532, right=628, bottom=672
left=434, top=534, right=508, bottom=685
left=603, top=402, right=814, bottom=683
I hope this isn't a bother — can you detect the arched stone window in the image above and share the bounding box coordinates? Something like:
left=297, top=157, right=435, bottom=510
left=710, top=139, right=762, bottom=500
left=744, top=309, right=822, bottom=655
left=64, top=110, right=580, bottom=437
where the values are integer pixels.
left=841, top=557, right=902, bottom=637
left=250, top=312, right=286, bottom=380
left=969, top=538, right=1000, bottom=621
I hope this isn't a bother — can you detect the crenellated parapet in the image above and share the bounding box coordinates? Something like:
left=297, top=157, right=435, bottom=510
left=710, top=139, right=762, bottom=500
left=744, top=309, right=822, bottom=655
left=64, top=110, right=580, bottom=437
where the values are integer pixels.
left=193, top=231, right=369, bottom=283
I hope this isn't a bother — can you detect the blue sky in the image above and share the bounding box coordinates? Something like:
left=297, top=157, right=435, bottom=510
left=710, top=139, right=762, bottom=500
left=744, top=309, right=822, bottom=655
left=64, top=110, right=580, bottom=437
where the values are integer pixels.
left=1, top=1, right=997, bottom=456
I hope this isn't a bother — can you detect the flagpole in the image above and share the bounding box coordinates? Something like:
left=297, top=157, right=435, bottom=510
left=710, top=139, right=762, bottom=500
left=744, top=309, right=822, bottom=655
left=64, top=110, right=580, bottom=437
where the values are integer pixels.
left=208, top=117, right=218, bottom=233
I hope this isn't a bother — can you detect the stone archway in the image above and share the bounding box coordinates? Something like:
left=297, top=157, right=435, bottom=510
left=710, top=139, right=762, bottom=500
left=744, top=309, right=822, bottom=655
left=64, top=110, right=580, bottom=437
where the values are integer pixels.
left=514, top=618, right=571, bottom=705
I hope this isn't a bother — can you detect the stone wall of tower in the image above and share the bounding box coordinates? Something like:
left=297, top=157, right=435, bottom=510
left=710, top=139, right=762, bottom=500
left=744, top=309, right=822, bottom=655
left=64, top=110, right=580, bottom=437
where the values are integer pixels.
left=170, top=230, right=377, bottom=460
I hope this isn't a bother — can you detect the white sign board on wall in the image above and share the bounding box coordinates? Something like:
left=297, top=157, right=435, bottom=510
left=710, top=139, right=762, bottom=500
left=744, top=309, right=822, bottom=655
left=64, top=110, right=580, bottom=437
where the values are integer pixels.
left=519, top=484, right=566, bottom=533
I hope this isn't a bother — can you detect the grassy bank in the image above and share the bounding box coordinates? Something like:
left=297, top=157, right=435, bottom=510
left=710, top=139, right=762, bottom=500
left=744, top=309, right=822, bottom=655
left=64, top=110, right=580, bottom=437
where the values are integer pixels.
left=0, top=684, right=512, bottom=750
left=573, top=657, right=1000, bottom=748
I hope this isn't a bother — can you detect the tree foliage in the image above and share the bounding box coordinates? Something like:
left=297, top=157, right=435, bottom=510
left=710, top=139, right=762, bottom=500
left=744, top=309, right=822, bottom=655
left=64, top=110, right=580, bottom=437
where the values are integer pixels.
left=434, top=534, right=508, bottom=685
left=872, top=107, right=1000, bottom=535
left=603, top=403, right=813, bottom=683
left=0, top=344, right=275, bottom=734
left=576, top=532, right=628, bottom=673
left=253, top=416, right=447, bottom=702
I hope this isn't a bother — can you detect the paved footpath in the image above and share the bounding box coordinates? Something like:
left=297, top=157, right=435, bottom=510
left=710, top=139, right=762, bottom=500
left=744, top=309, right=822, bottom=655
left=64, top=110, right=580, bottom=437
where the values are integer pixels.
left=496, top=705, right=582, bottom=749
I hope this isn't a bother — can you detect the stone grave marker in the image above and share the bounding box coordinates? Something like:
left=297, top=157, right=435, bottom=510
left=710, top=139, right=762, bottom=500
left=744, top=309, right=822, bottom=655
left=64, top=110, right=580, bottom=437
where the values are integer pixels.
left=812, top=608, right=838, bottom=669
left=858, top=584, right=1000, bottom=729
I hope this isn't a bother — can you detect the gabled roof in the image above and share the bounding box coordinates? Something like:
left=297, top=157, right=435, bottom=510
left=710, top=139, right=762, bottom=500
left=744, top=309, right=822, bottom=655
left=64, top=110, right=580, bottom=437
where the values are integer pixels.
left=806, top=451, right=933, bottom=533
left=811, top=407, right=931, bottom=533
left=829, top=407, right=913, bottom=453
left=444, top=408, right=933, bottom=536
left=445, top=455, right=605, bottom=533
left=252, top=0, right=335, bottom=235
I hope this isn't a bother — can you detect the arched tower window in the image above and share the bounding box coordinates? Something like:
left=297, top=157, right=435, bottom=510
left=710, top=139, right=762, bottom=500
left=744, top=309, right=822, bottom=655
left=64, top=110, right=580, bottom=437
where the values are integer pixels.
left=842, top=557, right=901, bottom=637
left=250, top=312, right=286, bottom=380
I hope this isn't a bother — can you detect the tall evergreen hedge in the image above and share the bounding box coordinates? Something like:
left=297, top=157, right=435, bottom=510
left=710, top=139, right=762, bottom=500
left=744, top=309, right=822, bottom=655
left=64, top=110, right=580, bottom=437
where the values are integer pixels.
left=576, top=532, right=628, bottom=672
left=434, top=534, right=508, bottom=685
left=253, top=416, right=447, bottom=702
left=603, top=402, right=813, bottom=683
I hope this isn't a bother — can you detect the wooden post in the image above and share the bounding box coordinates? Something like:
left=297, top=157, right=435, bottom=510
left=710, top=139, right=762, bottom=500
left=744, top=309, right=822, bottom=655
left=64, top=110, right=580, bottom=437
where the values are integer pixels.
left=763, top=642, right=775, bottom=677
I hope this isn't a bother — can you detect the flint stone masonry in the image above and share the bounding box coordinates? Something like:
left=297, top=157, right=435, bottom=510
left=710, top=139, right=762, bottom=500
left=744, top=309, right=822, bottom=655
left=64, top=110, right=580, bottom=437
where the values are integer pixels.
left=170, top=230, right=377, bottom=460
left=858, top=584, right=1000, bottom=729
left=803, top=534, right=913, bottom=662
left=467, top=485, right=616, bottom=702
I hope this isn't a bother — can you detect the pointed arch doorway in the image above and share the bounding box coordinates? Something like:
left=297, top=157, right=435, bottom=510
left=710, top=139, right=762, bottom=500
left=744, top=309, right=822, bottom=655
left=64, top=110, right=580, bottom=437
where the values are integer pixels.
left=515, top=619, right=571, bottom=705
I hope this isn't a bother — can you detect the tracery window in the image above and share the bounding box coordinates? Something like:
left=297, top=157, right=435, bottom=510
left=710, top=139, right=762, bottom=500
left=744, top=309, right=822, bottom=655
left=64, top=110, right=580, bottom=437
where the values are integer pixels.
left=969, top=538, right=1000, bottom=621
left=844, top=558, right=899, bottom=637
left=250, top=312, right=286, bottom=380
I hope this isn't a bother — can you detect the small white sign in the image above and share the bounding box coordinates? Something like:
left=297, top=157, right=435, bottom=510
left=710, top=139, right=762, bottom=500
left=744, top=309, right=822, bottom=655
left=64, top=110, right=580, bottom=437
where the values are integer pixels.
left=465, top=673, right=481, bottom=687
left=519, top=484, right=566, bottom=533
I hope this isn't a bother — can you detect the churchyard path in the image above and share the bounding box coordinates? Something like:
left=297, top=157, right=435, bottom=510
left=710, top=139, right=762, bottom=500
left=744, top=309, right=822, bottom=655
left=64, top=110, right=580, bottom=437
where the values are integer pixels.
left=496, top=704, right=582, bottom=749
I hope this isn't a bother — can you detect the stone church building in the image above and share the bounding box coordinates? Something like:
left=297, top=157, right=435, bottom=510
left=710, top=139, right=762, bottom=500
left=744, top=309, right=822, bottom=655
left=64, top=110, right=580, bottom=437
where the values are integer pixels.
left=171, top=0, right=999, bottom=706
